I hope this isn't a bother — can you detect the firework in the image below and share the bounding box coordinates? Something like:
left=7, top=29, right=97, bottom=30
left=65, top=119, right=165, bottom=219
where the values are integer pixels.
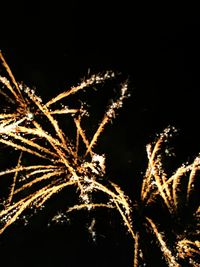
left=0, top=52, right=199, bottom=267
left=0, top=51, right=132, bottom=240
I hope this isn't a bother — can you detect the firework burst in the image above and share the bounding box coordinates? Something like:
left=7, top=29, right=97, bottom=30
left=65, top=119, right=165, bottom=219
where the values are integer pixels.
left=0, top=51, right=133, bottom=241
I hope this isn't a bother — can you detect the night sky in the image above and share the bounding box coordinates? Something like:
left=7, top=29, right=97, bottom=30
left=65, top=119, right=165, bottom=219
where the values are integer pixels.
left=0, top=2, right=200, bottom=266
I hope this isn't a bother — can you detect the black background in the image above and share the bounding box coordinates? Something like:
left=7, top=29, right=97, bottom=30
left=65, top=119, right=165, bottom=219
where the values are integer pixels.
left=0, top=2, right=200, bottom=266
